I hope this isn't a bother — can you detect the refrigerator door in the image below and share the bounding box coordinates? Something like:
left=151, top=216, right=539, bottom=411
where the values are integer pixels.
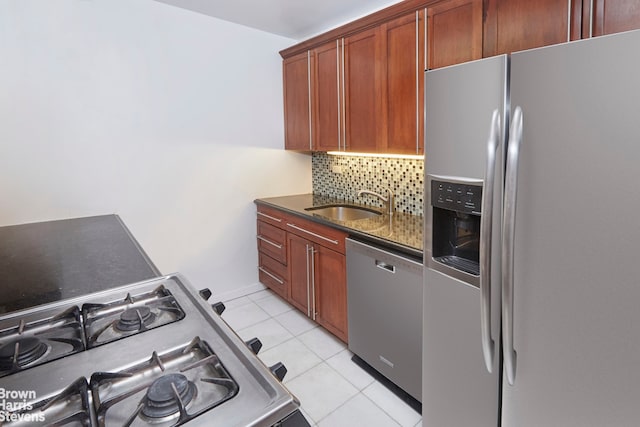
left=503, top=29, right=640, bottom=426
left=423, top=55, right=507, bottom=427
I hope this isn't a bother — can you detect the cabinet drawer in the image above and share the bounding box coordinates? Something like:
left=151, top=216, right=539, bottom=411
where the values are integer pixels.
left=285, top=216, right=347, bottom=254
left=258, top=253, right=288, bottom=299
left=257, top=220, right=287, bottom=263
left=257, top=205, right=288, bottom=227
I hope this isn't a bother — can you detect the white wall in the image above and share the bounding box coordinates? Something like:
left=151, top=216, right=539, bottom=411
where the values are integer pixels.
left=0, top=0, right=311, bottom=298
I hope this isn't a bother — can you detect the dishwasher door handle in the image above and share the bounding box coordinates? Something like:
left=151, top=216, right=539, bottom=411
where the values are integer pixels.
left=375, top=260, right=396, bottom=274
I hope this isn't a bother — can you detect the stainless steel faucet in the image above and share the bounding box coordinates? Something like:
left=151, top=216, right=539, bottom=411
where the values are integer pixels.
left=357, top=188, right=395, bottom=216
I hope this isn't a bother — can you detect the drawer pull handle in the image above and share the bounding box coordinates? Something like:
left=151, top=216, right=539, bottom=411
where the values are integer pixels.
left=258, top=211, right=282, bottom=222
left=258, top=266, right=284, bottom=285
left=257, top=235, right=283, bottom=249
left=286, top=223, right=339, bottom=245
left=375, top=260, right=396, bottom=274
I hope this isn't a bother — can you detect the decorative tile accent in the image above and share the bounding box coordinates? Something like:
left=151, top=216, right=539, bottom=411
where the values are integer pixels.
left=312, top=153, right=424, bottom=216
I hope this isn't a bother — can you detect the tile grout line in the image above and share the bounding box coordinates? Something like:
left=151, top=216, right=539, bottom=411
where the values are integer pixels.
left=315, top=357, right=406, bottom=427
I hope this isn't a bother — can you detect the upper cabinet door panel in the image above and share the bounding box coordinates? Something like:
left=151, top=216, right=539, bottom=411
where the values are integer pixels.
left=383, top=11, right=425, bottom=155
left=313, top=41, right=341, bottom=152
left=427, top=0, right=483, bottom=69
left=343, top=27, right=383, bottom=153
left=283, top=51, right=312, bottom=150
left=592, top=0, right=640, bottom=36
left=484, top=0, right=580, bottom=56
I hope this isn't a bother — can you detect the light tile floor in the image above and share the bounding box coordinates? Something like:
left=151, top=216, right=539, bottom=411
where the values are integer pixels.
left=221, top=289, right=422, bottom=427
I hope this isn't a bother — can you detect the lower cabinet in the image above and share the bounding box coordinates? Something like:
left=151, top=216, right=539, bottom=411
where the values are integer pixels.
left=312, top=245, right=348, bottom=341
left=256, top=205, right=348, bottom=342
left=258, top=252, right=288, bottom=300
left=288, top=234, right=348, bottom=342
left=256, top=206, right=288, bottom=300
left=288, top=233, right=312, bottom=314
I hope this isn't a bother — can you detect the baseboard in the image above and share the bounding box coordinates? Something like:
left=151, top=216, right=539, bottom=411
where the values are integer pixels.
left=215, top=282, right=266, bottom=302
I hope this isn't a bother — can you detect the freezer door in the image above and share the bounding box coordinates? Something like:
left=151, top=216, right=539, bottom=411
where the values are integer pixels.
left=423, top=55, right=507, bottom=427
left=503, top=29, right=640, bottom=426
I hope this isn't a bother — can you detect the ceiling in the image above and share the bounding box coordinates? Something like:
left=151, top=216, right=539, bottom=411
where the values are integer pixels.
left=154, top=0, right=404, bottom=40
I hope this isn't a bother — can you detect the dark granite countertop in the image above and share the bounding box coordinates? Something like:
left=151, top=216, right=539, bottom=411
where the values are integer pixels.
left=255, top=194, right=424, bottom=260
left=0, top=215, right=161, bottom=315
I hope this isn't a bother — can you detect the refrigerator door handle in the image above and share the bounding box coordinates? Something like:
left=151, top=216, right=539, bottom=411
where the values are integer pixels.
left=480, top=109, right=500, bottom=373
left=503, top=106, right=523, bottom=386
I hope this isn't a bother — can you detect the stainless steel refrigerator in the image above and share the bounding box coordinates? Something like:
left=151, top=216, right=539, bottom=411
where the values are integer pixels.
left=422, top=29, right=640, bottom=427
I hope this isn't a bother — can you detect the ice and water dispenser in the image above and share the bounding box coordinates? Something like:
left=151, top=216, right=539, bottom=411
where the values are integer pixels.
left=430, top=177, right=483, bottom=278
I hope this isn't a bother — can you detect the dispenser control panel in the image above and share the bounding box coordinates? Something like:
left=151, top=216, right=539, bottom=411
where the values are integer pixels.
left=431, top=180, right=483, bottom=215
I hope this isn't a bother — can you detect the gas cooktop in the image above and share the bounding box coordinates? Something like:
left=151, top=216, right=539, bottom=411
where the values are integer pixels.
left=0, top=274, right=302, bottom=426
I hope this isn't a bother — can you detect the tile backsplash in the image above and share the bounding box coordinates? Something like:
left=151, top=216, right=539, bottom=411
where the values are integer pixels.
left=312, top=152, right=424, bottom=216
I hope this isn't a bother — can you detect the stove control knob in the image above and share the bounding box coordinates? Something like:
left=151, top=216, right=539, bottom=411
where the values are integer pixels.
left=245, top=337, right=263, bottom=355
left=211, top=301, right=226, bottom=315
left=269, top=362, right=287, bottom=382
left=199, top=288, right=212, bottom=301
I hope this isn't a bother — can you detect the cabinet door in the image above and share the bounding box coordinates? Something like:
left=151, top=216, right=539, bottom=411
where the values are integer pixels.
left=283, top=51, right=313, bottom=150
left=287, top=233, right=310, bottom=315
left=313, top=245, right=348, bottom=342
left=427, top=0, right=483, bottom=69
left=484, top=0, right=580, bottom=56
left=313, top=40, right=342, bottom=152
left=343, top=27, right=384, bottom=153
left=591, top=0, right=640, bottom=36
left=382, top=10, right=425, bottom=155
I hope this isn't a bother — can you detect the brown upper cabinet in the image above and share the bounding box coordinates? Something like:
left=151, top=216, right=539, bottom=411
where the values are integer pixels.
left=343, top=27, right=384, bottom=153
left=483, top=0, right=582, bottom=56
left=381, top=10, right=426, bottom=155
left=483, top=0, right=640, bottom=55
left=313, top=40, right=342, bottom=152
left=427, top=0, right=483, bottom=69
left=380, top=1, right=482, bottom=155
left=283, top=51, right=313, bottom=150
left=588, top=0, right=640, bottom=37
left=281, top=0, right=482, bottom=155
left=282, top=0, right=640, bottom=153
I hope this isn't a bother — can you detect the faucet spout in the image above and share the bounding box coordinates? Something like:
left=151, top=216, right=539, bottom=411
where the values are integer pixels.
left=357, top=188, right=395, bottom=216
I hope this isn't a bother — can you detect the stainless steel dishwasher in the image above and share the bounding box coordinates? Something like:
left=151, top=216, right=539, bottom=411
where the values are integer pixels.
left=346, top=238, right=423, bottom=402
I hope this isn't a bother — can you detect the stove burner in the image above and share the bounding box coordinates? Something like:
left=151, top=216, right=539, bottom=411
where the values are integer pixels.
left=141, top=373, right=197, bottom=420
left=0, top=337, right=49, bottom=369
left=92, top=339, right=240, bottom=426
left=83, top=285, right=185, bottom=348
left=115, top=306, right=156, bottom=332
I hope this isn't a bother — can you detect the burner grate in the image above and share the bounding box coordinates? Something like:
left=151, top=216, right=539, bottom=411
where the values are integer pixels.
left=0, top=336, right=49, bottom=370
left=82, top=286, right=185, bottom=348
left=90, top=337, right=238, bottom=426
left=0, top=306, right=84, bottom=378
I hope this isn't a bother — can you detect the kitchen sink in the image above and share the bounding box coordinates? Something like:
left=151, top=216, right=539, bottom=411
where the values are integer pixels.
left=305, top=204, right=382, bottom=221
